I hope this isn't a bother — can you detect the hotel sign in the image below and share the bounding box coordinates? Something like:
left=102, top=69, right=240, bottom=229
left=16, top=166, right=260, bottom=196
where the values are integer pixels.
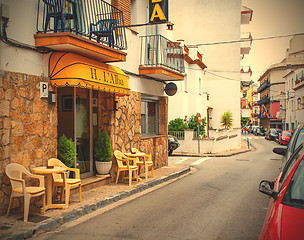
left=49, top=52, right=130, bottom=96
left=149, top=0, right=168, bottom=23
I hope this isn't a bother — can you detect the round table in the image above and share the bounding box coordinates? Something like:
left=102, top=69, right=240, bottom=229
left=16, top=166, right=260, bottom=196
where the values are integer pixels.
left=33, top=166, right=68, bottom=210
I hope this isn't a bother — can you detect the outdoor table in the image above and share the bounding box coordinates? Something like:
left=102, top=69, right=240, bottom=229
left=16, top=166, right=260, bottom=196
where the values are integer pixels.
left=125, top=152, right=146, bottom=180
left=32, top=166, right=68, bottom=211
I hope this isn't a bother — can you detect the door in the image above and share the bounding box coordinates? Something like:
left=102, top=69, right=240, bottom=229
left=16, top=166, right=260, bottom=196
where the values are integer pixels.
left=57, top=87, right=93, bottom=178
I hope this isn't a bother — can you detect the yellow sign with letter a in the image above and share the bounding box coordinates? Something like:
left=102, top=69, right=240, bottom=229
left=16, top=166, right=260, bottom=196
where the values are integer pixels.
left=149, top=0, right=168, bottom=23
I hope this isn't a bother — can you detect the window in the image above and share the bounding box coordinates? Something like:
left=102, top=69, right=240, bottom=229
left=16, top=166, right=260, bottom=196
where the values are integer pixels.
left=141, top=96, right=159, bottom=136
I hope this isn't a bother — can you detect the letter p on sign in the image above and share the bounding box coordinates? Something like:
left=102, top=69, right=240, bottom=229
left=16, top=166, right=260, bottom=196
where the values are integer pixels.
left=40, top=82, right=48, bottom=98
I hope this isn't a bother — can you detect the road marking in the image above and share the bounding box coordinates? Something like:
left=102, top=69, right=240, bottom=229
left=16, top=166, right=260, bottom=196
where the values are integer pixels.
left=191, top=157, right=211, bottom=166
left=175, top=157, right=189, bottom=164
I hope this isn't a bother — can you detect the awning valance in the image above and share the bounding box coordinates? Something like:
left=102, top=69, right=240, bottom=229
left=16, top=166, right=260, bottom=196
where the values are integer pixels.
left=49, top=52, right=130, bottom=96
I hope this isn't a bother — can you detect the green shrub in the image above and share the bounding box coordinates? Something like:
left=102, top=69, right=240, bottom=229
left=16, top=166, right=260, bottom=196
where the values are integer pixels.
left=95, top=131, right=112, bottom=162
left=168, top=118, right=188, bottom=131
left=187, top=115, right=206, bottom=133
left=57, top=135, right=76, bottom=168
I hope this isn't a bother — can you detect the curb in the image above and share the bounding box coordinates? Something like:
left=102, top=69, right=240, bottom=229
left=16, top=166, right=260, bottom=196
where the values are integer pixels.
left=173, top=148, right=252, bottom=158
left=3, top=167, right=191, bottom=240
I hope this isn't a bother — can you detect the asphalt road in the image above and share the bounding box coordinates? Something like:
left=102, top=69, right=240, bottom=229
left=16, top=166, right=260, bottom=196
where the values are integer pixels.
left=35, top=136, right=282, bottom=240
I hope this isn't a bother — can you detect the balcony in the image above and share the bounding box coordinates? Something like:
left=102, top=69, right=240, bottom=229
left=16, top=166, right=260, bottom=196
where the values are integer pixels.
left=257, top=95, right=270, bottom=105
left=241, top=5, right=253, bottom=25
left=240, top=32, right=252, bottom=55
left=294, top=69, right=304, bottom=90
left=35, top=0, right=127, bottom=63
left=257, top=79, right=270, bottom=93
left=240, top=66, right=252, bottom=81
left=139, top=35, right=185, bottom=81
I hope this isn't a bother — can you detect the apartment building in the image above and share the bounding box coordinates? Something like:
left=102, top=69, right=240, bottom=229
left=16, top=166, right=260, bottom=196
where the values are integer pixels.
left=168, top=1, right=253, bottom=149
left=258, top=35, right=304, bottom=130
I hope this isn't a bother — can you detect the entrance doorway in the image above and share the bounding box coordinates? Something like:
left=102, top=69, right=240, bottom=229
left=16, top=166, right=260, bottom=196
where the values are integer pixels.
left=57, top=87, right=97, bottom=178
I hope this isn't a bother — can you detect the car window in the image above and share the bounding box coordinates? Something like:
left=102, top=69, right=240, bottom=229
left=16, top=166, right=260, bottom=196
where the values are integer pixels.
left=279, top=144, right=303, bottom=190
left=294, top=129, right=304, bottom=151
left=282, top=155, right=304, bottom=209
left=283, top=132, right=292, bottom=137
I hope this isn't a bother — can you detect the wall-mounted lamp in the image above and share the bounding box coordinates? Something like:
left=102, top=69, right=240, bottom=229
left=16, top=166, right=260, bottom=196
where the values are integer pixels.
left=297, top=97, right=304, bottom=106
left=167, top=22, right=174, bottom=30
left=114, top=100, right=118, bottom=111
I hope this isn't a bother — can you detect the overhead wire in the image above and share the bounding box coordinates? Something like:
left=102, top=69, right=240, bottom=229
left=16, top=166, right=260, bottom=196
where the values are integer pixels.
left=187, top=32, right=304, bottom=47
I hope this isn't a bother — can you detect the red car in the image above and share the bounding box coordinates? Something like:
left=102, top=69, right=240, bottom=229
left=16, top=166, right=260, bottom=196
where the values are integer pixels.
left=279, top=130, right=293, bottom=145
left=259, top=142, right=304, bottom=240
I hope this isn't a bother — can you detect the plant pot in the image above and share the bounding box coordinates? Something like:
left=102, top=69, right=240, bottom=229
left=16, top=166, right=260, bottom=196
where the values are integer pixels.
left=95, top=161, right=112, bottom=175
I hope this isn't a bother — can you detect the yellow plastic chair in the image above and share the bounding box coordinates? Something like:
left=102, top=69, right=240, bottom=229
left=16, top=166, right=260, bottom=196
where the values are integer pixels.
left=47, top=158, right=81, bottom=206
left=5, top=163, right=45, bottom=222
left=131, top=148, right=154, bottom=180
left=114, top=150, right=139, bottom=186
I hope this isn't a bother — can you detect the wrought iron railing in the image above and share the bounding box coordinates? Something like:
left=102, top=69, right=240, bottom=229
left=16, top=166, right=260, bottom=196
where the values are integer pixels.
left=168, top=131, right=185, bottom=140
left=257, top=79, right=270, bottom=93
left=257, top=95, right=270, bottom=105
left=36, top=0, right=127, bottom=50
left=140, top=35, right=185, bottom=73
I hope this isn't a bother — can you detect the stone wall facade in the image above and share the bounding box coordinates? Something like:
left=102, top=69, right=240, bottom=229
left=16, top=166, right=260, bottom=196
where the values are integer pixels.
left=0, top=71, right=57, bottom=215
left=0, top=71, right=169, bottom=215
left=99, top=91, right=168, bottom=178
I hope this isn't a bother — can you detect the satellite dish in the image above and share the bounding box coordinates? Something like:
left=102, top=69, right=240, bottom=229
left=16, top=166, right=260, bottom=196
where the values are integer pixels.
left=164, top=82, right=177, bottom=96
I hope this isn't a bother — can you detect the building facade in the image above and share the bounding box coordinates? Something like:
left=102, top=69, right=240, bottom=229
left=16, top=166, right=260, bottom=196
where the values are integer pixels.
left=258, top=35, right=304, bottom=130
left=0, top=0, right=184, bottom=215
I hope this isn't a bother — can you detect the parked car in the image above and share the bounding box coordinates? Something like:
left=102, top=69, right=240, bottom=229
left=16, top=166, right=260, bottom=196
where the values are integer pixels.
left=274, top=124, right=304, bottom=169
left=265, top=128, right=278, bottom=141
left=250, top=126, right=259, bottom=134
left=258, top=142, right=304, bottom=240
left=278, top=130, right=293, bottom=145
left=255, top=127, right=265, bottom=136
left=168, top=135, right=180, bottom=156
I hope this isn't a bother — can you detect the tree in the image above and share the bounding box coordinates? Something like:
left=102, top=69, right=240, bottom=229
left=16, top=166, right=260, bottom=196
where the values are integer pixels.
left=187, top=115, right=207, bottom=137
left=220, top=111, right=233, bottom=129
left=241, top=117, right=250, bottom=126
left=168, top=118, right=188, bottom=131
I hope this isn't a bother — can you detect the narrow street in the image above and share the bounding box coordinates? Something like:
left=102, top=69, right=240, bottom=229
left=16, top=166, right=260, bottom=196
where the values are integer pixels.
left=35, top=136, right=282, bottom=240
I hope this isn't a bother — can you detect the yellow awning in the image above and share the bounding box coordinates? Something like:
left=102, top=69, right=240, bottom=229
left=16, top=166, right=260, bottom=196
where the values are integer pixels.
left=49, top=52, right=130, bottom=96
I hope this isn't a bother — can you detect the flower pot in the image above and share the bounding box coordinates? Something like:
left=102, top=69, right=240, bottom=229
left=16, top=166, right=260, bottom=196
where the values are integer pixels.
left=95, top=161, right=112, bottom=175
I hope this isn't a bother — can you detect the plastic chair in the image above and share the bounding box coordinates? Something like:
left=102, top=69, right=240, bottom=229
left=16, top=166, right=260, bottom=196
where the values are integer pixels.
left=5, top=163, right=45, bottom=222
left=89, top=19, right=118, bottom=47
left=48, top=158, right=81, bottom=206
left=131, top=148, right=154, bottom=180
left=42, top=0, right=78, bottom=33
left=114, top=150, right=139, bottom=186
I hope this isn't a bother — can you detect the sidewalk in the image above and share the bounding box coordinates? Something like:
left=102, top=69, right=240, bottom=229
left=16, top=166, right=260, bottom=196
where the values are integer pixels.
left=0, top=139, right=251, bottom=240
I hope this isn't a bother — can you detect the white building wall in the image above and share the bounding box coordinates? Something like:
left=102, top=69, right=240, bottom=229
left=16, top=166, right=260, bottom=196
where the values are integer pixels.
left=169, top=0, right=241, bottom=130
left=0, top=0, right=48, bottom=76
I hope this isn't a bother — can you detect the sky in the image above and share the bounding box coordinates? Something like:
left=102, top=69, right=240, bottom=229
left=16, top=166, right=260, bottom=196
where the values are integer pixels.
left=241, top=0, right=304, bottom=83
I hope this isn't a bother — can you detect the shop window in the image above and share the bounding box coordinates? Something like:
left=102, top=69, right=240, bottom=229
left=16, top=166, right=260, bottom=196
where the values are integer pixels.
left=141, top=97, right=159, bottom=136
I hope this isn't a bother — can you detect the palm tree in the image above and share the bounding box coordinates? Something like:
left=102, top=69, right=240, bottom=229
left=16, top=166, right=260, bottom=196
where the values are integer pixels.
left=221, top=111, right=233, bottom=129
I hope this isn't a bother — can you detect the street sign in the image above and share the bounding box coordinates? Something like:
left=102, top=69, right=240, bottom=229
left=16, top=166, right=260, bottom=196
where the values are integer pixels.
left=197, top=113, right=201, bottom=124
left=40, top=82, right=48, bottom=98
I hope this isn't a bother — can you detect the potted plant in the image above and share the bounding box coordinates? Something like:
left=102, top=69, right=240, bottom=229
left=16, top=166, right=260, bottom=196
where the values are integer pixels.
left=94, top=131, right=113, bottom=175
left=57, top=134, right=76, bottom=168
left=57, top=135, right=77, bottom=178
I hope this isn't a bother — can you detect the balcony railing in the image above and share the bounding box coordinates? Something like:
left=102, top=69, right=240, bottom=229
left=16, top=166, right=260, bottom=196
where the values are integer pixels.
left=139, top=35, right=185, bottom=74
left=257, top=79, right=270, bottom=93
left=257, top=95, right=270, bottom=105
left=36, top=0, right=127, bottom=50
